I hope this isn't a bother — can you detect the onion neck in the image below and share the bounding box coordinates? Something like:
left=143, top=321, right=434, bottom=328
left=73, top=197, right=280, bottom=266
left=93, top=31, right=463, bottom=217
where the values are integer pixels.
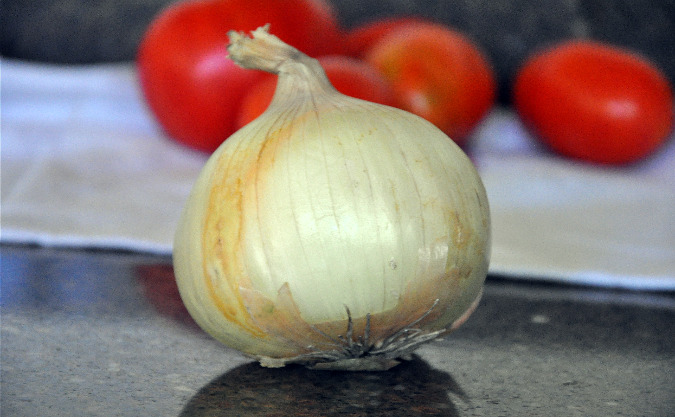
left=227, top=25, right=338, bottom=105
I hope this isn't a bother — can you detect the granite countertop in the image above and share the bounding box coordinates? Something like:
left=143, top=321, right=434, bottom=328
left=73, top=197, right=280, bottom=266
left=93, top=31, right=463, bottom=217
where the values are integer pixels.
left=2, top=244, right=673, bottom=416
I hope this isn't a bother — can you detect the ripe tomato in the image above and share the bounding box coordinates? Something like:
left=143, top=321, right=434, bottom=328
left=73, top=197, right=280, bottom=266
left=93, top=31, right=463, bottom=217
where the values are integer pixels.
left=235, top=55, right=399, bottom=128
left=137, top=0, right=343, bottom=152
left=344, top=16, right=429, bottom=58
left=514, top=40, right=674, bottom=164
left=364, top=22, right=496, bottom=145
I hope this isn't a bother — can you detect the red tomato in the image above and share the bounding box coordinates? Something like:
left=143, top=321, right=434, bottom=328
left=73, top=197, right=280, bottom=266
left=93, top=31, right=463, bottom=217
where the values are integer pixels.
left=344, top=16, right=429, bottom=58
left=364, top=22, right=496, bottom=145
left=235, top=55, right=399, bottom=128
left=514, top=40, right=674, bottom=164
left=137, top=0, right=343, bottom=152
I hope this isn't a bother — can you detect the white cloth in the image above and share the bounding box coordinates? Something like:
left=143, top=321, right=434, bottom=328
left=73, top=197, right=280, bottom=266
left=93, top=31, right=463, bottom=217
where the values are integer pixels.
left=2, top=59, right=674, bottom=290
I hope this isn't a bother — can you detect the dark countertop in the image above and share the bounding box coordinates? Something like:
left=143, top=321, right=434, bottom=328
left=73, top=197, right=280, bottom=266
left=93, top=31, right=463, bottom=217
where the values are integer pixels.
left=1, top=244, right=674, bottom=416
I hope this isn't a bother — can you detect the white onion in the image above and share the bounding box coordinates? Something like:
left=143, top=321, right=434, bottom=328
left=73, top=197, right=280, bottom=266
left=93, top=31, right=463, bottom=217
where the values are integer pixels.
left=173, top=26, right=490, bottom=370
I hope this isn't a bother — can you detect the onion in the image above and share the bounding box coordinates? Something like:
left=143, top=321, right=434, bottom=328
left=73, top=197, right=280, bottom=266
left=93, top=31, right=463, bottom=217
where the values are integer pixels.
left=173, top=26, right=491, bottom=371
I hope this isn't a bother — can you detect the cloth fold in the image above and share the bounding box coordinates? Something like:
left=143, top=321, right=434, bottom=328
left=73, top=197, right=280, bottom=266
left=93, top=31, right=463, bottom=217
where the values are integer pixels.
left=2, top=60, right=674, bottom=290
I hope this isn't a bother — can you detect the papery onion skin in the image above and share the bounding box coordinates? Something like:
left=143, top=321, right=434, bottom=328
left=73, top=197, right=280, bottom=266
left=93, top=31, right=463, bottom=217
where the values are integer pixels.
left=173, top=26, right=490, bottom=370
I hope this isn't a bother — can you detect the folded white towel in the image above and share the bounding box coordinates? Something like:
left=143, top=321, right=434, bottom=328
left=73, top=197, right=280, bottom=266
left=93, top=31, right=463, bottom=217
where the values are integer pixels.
left=2, top=60, right=673, bottom=290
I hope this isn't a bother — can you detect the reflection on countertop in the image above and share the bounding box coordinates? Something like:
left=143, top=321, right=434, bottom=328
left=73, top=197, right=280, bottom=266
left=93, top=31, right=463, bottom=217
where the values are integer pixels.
left=181, top=355, right=464, bottom=417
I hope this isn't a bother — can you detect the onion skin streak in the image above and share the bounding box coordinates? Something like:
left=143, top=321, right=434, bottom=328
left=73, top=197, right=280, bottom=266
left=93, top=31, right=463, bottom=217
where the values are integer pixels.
left=173, top=26, right=490, bottom=370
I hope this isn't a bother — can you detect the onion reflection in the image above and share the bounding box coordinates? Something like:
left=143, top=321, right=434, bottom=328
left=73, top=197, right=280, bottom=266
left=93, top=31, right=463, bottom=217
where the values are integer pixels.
left=180, top=355, right=466, bottom=416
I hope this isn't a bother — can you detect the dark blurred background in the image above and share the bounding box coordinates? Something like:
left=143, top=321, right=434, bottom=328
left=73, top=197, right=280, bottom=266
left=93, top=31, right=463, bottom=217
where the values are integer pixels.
left=2, top=0, right=674, bottom=102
